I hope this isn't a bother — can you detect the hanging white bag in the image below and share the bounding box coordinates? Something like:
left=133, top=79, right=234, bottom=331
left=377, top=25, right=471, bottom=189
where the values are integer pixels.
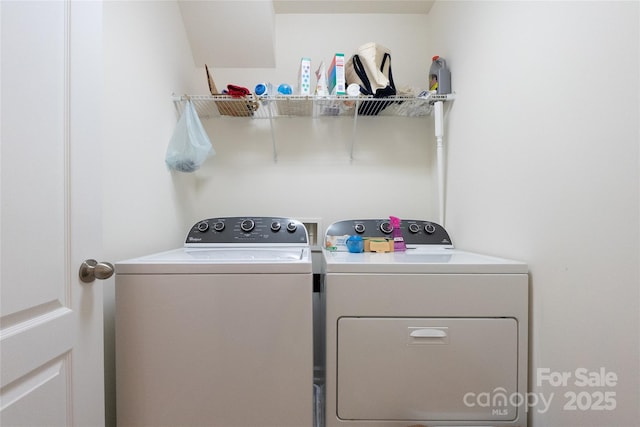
left=165, top=99, right=215, bottom=173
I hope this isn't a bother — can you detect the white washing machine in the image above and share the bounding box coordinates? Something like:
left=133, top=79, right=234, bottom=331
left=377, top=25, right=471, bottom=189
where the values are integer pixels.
left=115, top=216, right=313, bottom=427
left=322, top=219, right=529, bottom=427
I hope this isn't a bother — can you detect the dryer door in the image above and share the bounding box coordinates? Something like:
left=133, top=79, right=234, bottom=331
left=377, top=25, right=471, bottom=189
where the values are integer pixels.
left=337, top=317, right=519, bottom=422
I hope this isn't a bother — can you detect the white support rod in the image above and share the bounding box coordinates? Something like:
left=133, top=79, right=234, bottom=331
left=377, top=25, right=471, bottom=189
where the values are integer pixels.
left=267, top=102, right=277, bottom=162
left=350, top=100, right=359, bottom=162
left=434, top=101, right=445, bottom=225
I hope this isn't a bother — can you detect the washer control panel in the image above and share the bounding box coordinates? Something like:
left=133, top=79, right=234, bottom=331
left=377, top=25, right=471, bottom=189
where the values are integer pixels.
left=325, top=219, right=452, bottom=246
left=185, top=217, right=308, bottom=245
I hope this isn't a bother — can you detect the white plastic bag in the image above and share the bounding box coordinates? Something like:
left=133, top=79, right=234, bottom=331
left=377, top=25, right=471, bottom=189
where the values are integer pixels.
left=165, top=100, right=215, bottom=172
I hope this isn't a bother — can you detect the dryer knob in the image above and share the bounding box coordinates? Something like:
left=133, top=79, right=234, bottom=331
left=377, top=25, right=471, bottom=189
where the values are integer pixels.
left=271, top=221, right=282, bottom=232
left=408, top=223, right=421, bottom=233
left=380, top=221, right=393, bottom=234
left=213, top=221, right=225, bottom=232
left=240, top=219, right=255, bottom=232
left=196, top=221, right=209, bottom=232
left=286, top=222, right=297, bottom=233
left=354, top=223, right=366, bottom=234
left=425, top=223, right=436, bottom=234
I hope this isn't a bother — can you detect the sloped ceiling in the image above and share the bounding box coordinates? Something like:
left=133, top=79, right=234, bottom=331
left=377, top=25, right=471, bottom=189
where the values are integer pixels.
left=178, top=1, right=277, bottom=68
left=178, top=0, right=434, bottom=68
left=273, top=0, right=434, bottom=14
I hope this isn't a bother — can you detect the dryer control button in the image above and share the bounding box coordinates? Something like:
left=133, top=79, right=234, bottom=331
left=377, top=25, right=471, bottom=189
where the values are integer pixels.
left=271, top=221, right=282, bottom=232
left=380, top=221, right=393, bottom=234
left=425, top=223, right=436, bottom=234
left=196, top=221, right=209, bottom=232
left=354, top=223, right=366, bottom=234
left=213, top=221, right=225, bottom=232
left=408, top=223, right=421, bottom=233
left=286, top=222, right=297, bottom=233
left=240, top=219, right=255, bottom=232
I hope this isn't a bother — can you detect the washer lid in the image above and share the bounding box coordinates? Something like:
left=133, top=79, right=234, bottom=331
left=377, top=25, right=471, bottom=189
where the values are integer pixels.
left=116, top=247, right=312, bottom=274
left=322, top=247, right=527, bottom=274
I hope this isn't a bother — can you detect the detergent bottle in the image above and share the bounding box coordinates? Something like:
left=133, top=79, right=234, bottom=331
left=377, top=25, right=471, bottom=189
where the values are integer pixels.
left=429, top=56, right=451, bottom=94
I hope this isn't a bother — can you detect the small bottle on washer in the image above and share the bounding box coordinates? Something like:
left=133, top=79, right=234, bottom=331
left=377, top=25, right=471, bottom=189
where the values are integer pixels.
left=389, top=216, right=407, bottom=252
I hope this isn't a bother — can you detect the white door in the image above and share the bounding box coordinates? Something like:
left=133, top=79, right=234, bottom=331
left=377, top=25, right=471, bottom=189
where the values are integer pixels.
left=1, top=1, right=105, bottom=426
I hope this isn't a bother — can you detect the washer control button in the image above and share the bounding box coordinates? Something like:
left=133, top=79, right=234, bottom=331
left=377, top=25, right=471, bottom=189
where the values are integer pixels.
left=286, top=222, right=297, bottom=233
left=380, top=221, right=393, bottom=234
left=196, top=221, right=209, bottom=232
left=271, top=221, right=282, bottom=232
left=425, top=223, right=436, bottom=234
left=240, top=219, right=255, bottom=232
left=354, top=223, right=366, bottom=234
left=213, top=221, right=225, bottom=232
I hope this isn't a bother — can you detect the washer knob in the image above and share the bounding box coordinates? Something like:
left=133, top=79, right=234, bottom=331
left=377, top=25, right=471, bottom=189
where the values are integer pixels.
left=286, top=222, right=297, bottom=233
left=354, top=223, right=366, bottom=234
left=213, top=221, right=225, bottom=232
left=425, top=223, right=436, bottom=234
left=196, top=221, right=209, bottom=232
left=380, top=221, right=393, bottom=234
left=408, top=223, right=421, bottom=233
left=240, top=219, right=255, bottom=232
left=271, top=221, right=282, bottom=232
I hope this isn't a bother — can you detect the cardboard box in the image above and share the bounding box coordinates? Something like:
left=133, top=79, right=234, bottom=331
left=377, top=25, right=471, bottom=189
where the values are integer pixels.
left=364, top=238, right=394, bottom=253
left=325, top=234, right=349, bottom=251
left=328, top=53, right=345, bottom=95
left=315, top=61, right=328, bottom=96
left=299, top=57, right=312, bottom=96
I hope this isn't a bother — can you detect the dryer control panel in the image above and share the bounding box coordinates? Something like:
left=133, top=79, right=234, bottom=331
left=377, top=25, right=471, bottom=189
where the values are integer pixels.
left=185, top=217, right=309, bottom=246
left=325, top=219, right=452, bottom=247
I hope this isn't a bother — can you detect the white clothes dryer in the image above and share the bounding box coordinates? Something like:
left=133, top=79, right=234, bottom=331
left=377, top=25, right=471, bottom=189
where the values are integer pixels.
left=115, top=217, right=313, bottom=427
left=321, top=219, right=529, bottom=427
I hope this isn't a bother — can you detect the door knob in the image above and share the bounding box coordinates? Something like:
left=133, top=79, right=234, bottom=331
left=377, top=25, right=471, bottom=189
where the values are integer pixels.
left=79, top=259, right=114, bottom=283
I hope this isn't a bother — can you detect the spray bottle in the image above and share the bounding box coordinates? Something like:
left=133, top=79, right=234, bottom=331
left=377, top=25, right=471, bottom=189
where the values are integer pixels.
left=429, top=56, right=451, bottom=94
left=389, top=216, right=406, bottom=252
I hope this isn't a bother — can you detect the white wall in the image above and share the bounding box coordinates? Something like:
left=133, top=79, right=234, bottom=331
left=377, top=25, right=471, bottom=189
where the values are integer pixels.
left=427, top=1, right=639, bottom=425
left=102, top=1, right=639, bottom=426
left=181, top=13, right=439, bottom=229
left=102, top=1, right=196, bottom=425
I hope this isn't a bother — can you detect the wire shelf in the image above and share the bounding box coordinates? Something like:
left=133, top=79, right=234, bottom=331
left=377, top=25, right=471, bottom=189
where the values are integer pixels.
left=170, top=92, right=454, bottom=164
left=172, top=93, right=454, bottom=119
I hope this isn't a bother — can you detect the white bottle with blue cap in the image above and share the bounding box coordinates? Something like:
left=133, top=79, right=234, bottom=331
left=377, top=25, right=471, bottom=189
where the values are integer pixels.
left=255, top=82, right=274, bottom=97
